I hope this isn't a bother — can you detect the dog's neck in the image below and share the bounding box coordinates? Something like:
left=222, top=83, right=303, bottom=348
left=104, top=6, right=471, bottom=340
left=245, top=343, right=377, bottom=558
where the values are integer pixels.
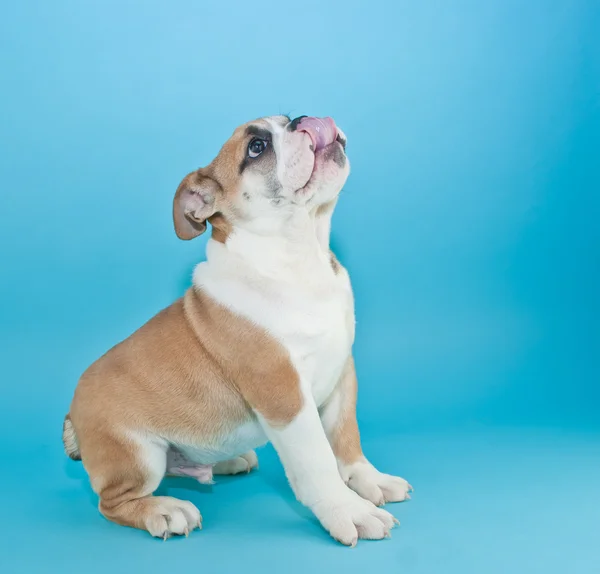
left=203, top=202, right=336, bottom=284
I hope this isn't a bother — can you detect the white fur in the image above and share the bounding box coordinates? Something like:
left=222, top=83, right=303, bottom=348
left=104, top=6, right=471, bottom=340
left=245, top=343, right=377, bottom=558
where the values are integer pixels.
left=269, top=119, right=316, bottom=194
left=195, top=210, right=354, bottom=407
left=62, top=416, right=80, bottom=459
left=144, top=498, right=202, bottom=539
left=176, top=421, right=267, bottom=464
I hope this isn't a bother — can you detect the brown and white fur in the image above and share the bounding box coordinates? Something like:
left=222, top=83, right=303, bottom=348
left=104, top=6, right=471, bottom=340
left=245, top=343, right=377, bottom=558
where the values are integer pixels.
left=63, top=115, right=412, bottom=546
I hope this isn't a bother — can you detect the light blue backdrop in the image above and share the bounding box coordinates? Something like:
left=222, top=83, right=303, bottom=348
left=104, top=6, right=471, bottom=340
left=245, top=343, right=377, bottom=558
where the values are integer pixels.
left=1, top=1, right=598, bottom=573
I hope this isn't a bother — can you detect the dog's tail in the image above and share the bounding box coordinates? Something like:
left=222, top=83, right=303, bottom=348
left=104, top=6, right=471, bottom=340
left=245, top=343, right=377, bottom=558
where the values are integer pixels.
left=62, top=414, right=81, bottom=461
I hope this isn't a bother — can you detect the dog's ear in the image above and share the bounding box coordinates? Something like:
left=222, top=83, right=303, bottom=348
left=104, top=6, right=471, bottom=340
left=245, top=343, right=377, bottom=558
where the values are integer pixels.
left=173, top=170, right=221, bottom=240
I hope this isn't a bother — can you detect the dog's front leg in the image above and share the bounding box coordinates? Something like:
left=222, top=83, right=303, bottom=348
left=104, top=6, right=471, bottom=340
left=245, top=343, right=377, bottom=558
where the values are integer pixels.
left=320, top=356, right=412, bottom=506
left=258, top=390, right=396, bottom=546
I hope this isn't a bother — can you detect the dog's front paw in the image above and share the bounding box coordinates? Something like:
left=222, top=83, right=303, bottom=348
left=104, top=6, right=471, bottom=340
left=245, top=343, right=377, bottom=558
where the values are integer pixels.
left=312, top=489, right=398, bottom=547
left=345, top=462, right=412, bottom=506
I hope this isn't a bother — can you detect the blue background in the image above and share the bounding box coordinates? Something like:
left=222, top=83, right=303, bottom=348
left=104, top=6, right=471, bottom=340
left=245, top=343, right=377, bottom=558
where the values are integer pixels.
left=1, top=0, right=599, bottom=572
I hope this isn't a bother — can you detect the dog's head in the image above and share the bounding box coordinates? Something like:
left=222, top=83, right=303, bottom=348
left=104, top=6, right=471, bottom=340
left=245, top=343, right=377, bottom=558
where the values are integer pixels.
left=173, top=115, right=349, bottom=241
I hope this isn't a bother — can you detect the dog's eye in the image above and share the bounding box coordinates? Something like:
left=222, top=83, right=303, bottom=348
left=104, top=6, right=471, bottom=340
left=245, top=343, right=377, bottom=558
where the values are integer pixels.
left=248, top=138, right=267, bottom=158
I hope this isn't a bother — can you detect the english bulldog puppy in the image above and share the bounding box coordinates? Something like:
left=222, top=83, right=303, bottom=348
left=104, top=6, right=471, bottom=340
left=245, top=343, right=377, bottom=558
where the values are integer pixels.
left=63, top=115, right=412, bottom=546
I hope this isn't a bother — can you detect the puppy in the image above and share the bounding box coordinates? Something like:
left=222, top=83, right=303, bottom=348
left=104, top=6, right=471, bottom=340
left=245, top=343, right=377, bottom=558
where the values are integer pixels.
left=63, top=115, right=412, bottom=546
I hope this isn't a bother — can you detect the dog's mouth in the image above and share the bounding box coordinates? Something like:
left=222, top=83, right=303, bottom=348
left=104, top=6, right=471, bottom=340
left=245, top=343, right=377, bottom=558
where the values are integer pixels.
left=295, top=138, right=346, bottom=196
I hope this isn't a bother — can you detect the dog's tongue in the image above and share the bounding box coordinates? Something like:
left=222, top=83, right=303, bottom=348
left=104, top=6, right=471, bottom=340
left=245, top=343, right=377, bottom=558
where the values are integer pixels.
left=296, top=117, right=338, bottom=152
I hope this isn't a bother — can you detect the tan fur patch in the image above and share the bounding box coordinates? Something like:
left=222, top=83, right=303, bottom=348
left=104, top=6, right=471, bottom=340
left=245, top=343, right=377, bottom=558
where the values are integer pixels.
left=174, top=118, right=271, bottom=244
left=208, top=212, right=233, bottom=243
left=329, top=356, right=363, bottom=465
left=70, top=287, right=301, bottom=442
left=184, top=288, right=303, bottom=425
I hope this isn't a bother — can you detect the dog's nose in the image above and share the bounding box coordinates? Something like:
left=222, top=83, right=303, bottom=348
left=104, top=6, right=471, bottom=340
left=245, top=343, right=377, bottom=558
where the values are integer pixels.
left=289, top=116, right=308, bottom=132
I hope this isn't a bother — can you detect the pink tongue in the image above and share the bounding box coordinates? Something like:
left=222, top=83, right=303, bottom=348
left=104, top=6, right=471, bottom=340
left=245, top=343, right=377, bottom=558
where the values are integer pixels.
left=296, top=116, right=338, bottom=152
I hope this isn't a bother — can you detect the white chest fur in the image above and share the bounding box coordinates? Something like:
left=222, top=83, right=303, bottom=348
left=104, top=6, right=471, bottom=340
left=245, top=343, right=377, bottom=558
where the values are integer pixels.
left=195, top=232, right=355, bottom=408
